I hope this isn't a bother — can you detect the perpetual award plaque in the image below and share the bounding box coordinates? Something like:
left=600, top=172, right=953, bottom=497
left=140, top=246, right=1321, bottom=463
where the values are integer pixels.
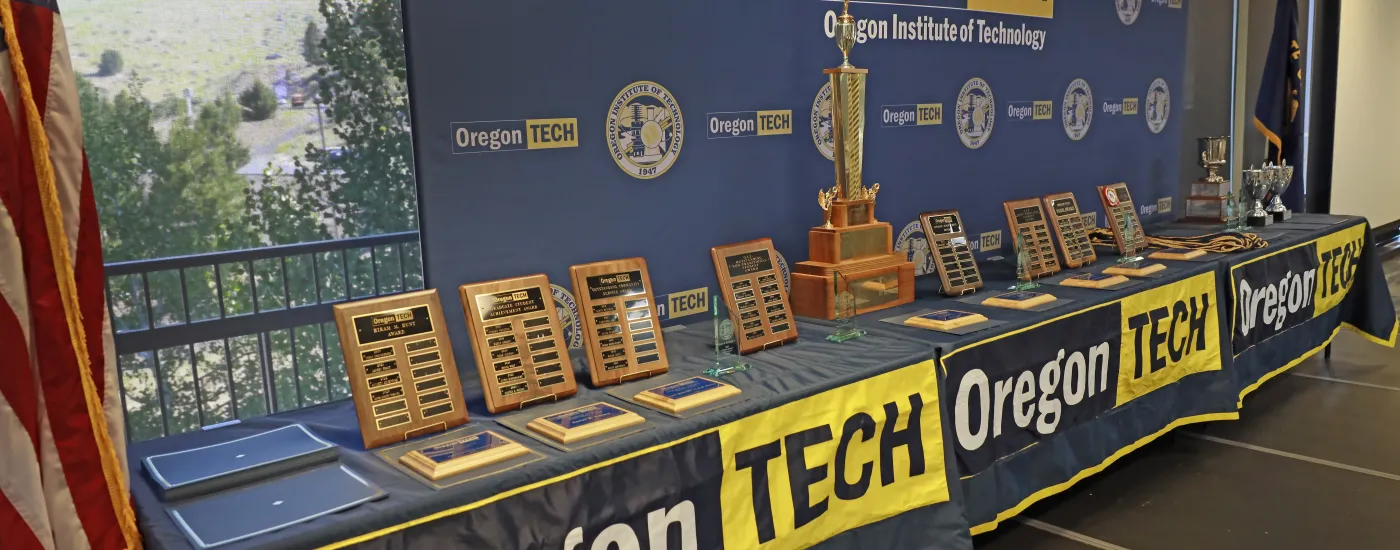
left=1003, top=198, right=1062, bottom=280
left=459, top=274, right=579, bottom=414
left=1097, top=183, right=1148, bottom=256
left=1041, top=193, right=1097, bottom=268
left=711, top=239, right=798, bottom=354
left=570, top=258, right=669, bottom=387
left=917, top=210, right=983, bottom=296
left=790, top=0, right=915, bottom=319
left=332, top=290, right=469, bottom=449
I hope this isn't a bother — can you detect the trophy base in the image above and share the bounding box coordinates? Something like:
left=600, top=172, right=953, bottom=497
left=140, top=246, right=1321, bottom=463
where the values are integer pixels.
left=1247, top=215, right=1273, bottom=227
left=808, top=222, right=894, bottom=264
left=829, top=199, right=876, bottom=228
left=791, top=260, right=915, bottom=320
left=827, top=327, right=868, bottom=343
left=1271, top=209, right=1292, bottom=222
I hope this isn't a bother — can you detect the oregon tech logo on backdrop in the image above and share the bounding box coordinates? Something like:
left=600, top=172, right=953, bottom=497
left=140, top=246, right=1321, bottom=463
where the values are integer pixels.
left=1062, top=78, right=1093, bottom=141
left=811, top=82, right=835, bottom=160
left=1145, top=78, right=1171, bottom=134
left=896, top=221, right=937, bottom=276
left=775, top=251, right=791, bottom=292
left=550, top=284, right=583, bottom=349
left=1116, top=0, right=1142, bottom=25
left=956, top=78, right=995, bottom=149
left=606, top=81, right=684, bottom=179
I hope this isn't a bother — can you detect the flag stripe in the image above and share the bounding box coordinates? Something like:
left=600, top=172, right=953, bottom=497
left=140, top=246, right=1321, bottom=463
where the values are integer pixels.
left=1, top=0, right=139, bottom=547
left=0, top=55, right=37, bottom=453
left=0, top=492, right=49, bottom=550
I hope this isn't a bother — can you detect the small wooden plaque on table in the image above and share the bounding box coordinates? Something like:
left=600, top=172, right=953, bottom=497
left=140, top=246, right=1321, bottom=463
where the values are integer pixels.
left=570, top=258, right=669, bottom=387
left=1061, top=273, right=1130, bottom=289
left=459, top=274, right=579, bottom=414
left=632, top=376, right=741, bottom=414
left=1003, top=198, right=1062, bottom=279
left=399, top=430, right=529, bottom=481
left=526, top=402, right=645, bottom=444
left=1103, top=262, right=1167, bottom=277
left=903, top=309, right=988, bottom=331
left=332, top=290, right=469, bottom=449
left=1042, top=193, right=1097, bottom=268
left=711, top=239, right=798, bottom=354
left=1150, top=248, right=1206, bottom=260
left=984, top=291, right=1057, bottom=310
left=918, top=210, right=983, bottom=296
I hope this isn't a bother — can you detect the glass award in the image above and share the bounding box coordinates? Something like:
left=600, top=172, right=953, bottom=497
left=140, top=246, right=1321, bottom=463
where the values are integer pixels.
left=1116, top=215, right=1145, bottom=264
left=1011, top=234, right=1041, bottom=291
left=705, top=296, right=751, bottom=377
left=828, top=271, right=866, bottom=342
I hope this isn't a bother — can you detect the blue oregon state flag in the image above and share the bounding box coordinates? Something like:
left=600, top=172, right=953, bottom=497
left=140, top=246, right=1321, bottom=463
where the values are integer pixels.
left=1254, top=0, right=1303, bottom=210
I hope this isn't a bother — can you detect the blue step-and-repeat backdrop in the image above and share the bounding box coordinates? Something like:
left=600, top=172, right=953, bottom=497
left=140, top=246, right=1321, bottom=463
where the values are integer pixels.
left=404, top=0, right=1188, bottom=359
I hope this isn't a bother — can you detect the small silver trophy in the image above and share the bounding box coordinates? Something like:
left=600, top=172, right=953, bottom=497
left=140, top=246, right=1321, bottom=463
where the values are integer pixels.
left=1244, top=166, right=1272, bottom=227
left=1266, top=160, right=1294, bottom=222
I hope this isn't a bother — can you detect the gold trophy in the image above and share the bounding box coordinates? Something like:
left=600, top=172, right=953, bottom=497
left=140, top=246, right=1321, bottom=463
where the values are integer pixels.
left=790, top=0, right=915, bottom=320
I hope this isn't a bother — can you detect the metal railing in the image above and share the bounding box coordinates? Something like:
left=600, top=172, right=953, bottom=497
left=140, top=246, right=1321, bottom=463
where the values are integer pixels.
left=105, top=232, right=423, bottom=441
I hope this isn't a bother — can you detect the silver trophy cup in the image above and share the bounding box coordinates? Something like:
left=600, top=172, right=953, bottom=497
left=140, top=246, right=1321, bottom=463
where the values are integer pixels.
left=1266, top=160, right=1294, bottom=221
left=1244, top=167, right=1272, bottom=227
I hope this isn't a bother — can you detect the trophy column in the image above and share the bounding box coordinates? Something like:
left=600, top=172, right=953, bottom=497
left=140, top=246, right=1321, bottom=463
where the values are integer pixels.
left=790, top=1, right=914, bottom=320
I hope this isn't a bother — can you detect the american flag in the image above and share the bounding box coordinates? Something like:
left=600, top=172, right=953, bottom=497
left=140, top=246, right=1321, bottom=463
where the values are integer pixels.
left=1, top=1, right=141, bottom=549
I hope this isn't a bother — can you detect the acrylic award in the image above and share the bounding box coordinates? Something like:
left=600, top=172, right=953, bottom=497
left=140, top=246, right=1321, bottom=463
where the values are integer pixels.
left=828, top=270, right=867, bottom=342
left=1011, top=234, right=1042, bottom=291
left=707, top=296, right=751, bottom=377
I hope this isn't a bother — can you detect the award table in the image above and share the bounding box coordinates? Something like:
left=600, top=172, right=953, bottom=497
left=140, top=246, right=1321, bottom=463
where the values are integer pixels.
left=127, top=215, right=1395, bottom=549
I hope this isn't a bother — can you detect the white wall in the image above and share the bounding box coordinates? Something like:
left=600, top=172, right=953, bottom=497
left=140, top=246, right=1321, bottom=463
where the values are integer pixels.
left=1330, top=0, right=1400, bottom=226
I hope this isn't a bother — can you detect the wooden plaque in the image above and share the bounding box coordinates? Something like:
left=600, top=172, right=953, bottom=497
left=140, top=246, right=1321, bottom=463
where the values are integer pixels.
left=984, top=291, right=1057, bottom=310
left=918, top=210, right=983, bottom=296
left=1042, top=193, right=1097, bottom=268
left=1061, top=273, right=1129, bottom=289
left=332, top=290, right=469, bottom=449
left=459, top=274, right=579, bottom=414
left=1002, top=198, right=1062, bottom=279
left=632, top=377, right=742, bottom=414
left=526, top=402, right=646, bottom=444
left=570, top=258, right=670, bottom=387
left=711, top=239, right=798, bottom=354
left=1097, top=182, right=1148, bottom=256
left=399, top=430, right=530, bottom=481
left=903, top=309, right=988, bottom=331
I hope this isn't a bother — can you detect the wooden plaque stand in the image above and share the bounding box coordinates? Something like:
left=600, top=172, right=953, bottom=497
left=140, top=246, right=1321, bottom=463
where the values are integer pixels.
left=1003, top=198, right=1063, bottom=279
left=569, top=258, right=669, bottom=387
left=1097, top=183, right=1149, bottom=256
left=332, top=290, right=469, bottom=449
left=458, top=274, right=579, bottom=414
left=791, top=201, right=915, bottom=319
left=1042, top=193, right=1097, bottom=268
left=918, top=210, right=984, bottom=296
left=711, top=238, right=799, bottom=354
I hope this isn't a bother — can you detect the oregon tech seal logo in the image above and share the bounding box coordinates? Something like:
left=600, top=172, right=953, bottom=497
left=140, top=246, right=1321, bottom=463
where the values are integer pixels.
left=955, top=78, right=995, bottom=149
left=1062, top=78, right=1093, bottom=141
left=550, top=284, right=582, bottom=349
left=810, top=82, right=835, bottom=160
left=1116, top=0, right=1142, bottom=25
left=606, top=81, right=684, bottom=179
left=1145, top=78, right=1171, bottom=134
left=775, top=251, right=791, bottom=292
left=896, top=221, right=937, bottom=276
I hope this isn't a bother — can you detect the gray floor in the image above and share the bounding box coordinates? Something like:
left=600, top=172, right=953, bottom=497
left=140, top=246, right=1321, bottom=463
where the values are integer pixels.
left=974, top=254, right=1400, bottom=550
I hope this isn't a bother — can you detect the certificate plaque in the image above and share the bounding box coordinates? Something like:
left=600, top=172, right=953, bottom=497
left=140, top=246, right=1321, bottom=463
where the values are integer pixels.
left=984, top=291, right=1057, bottom=310
left=570, top=258, right=669, bottom=386
left=526, top=402, right=646, bottom=444
left=1042, top=193, right=1097, bottom=268
left=332, top=290, right=468, bottom=449
left=903, top=309, right=988, bottom=331
left=632, top=376, right=741, bottom=414
left=918, top=210, right=983, bottom=296
left=711, top=239, right=798, bottom=354
left=399, top=430, right=530, bottom=481
left=1003, top=198, right=1062, bottom=280
left=459, top=274, right=579, bottom=413
left=1097, top=183, right=1148, bottom=256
